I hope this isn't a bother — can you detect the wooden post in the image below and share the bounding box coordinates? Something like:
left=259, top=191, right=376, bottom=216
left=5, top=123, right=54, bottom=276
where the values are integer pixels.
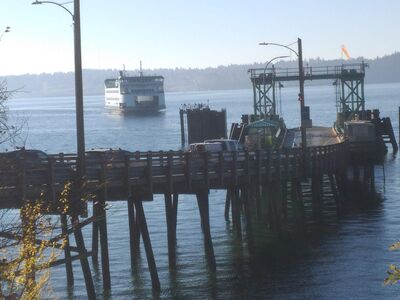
left=281, top=181, right=288, bottom=230
left=124, top=154, right=131, bottom=198
left=134, top=198, right=160, bottom=291
left=255, top=183, right=262, bottom=219
left=224, top=189, right=231, bottom=221
left=241, top=187, right=254, bottom=253
left=61, top=214, right=74, bottom=286
left=311, top=174, right=323, bottom=221
left=167, top=151, right=174, bottom=193
left=231, top=187, right=242, bottom=240
left=271, top=181, right=283, bottom=234
left=196, top=189, right=216, bottom=272
left=91, top=202, right=99, bottom=263
left=71, top=214, right=96, bottom=300
left=328, top=174, right=341, bottom=216
left=47, top=157, right=56, bottom=203
left=147, top=152, right=153, bottom=195
left=185, top=152, right=192, bottom=191
left=98, top=200, right=110, bottom=290
left=180, top=109, right=185, bottom=148
left=173, top=193, right=179, bottom=233
left=232, top=151, right=238, bottom=185
left=292, top=180, right=306, bottom=236
left=255, top=150, right=262, bottom=185
left=128, top=196, right=140, bottom=269
left=311, top=152, right=323, bottom=221
left=164, top=193, right=177, bottom=268
left=370, top=164, right=376, bottom=193
left=218, top=151, right=224, bottom=186
left=265, top=182, right=280, bottom=233
left=203, top=151, right=209, bottom=187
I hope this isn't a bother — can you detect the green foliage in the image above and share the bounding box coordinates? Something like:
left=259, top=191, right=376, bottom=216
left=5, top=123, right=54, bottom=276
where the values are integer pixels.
left=384, top=241, right=400, bottom=286
left=0, top=182, right=74, bottom=299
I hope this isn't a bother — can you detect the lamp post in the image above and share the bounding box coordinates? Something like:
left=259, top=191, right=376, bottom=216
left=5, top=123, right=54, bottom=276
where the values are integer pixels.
left=259, top=38, right=307, bottom=149
left=261, top=55, right=289, bottom=116
left=32, top=0, right=85, bottom=178
left=0, top=26, right=10, bottom=43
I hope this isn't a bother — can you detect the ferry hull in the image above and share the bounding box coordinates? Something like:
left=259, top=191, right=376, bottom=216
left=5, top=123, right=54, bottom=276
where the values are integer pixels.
left=105, top=104, right=166, bottom=114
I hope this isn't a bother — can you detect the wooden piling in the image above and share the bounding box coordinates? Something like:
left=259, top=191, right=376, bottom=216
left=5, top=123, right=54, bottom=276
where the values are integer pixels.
left=241, top=187, right=254, bottom=253
left=164, top=193, right=177, bottom=268
left=311, top=174, right=323, bottom=221
left=60, top=214, right=74, bottom=286
left=292, top=180, right=306, bottom=235
left=328, top=174, right=341, bottom=216
left=370, top=164, right=376, bottom=193
left=71, top=214, right=96, bottom=300
left=91, top=202, right=99, bottom=263
left=196, top=189, right=216, bottom=272
left=98, top=193, right=111, bottom=290
left=272, top=181, right=283, bottom=234
left=128, top=196, right=140, bottom=269
left=135, top=198, right=160, bottom=291
left=173, top=193, right=179, bottom=233
left=180, top=109, right=185, bottom=148
left=281, top=181, right=288, bottom=230
left=231, top=187, right=242, bottom=240
left=255, top=184, right=262, bottom=219
left=98, top=156, right=111, bottom=290
left=224, top=189, right=231, bottom=221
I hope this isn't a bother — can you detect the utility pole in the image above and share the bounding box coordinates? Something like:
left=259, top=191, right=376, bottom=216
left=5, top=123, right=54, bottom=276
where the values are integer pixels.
left=74, top=0, right=86, bottom=178
left=297, top=38, right=307, bottom=150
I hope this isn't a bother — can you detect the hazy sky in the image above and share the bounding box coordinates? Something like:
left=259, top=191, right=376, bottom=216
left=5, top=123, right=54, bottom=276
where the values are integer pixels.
left=0, top=0, right=399, bottom=75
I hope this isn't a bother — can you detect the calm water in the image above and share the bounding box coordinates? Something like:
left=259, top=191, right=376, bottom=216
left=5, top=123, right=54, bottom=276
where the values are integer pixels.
left=5, top=83, right=400, bottom=299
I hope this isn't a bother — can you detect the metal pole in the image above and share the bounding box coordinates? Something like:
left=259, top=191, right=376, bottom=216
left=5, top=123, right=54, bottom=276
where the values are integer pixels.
left=74, top=0, right=86, bottom=177
left=298, top=38, right=307, bottom=149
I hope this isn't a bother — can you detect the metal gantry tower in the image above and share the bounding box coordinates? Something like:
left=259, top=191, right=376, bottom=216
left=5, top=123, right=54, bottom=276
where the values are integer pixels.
left=250, top=69, right=277, bottom=119
left=335, top=63, right=366, bottom=124
left=249, top=62, right=367, bottom=127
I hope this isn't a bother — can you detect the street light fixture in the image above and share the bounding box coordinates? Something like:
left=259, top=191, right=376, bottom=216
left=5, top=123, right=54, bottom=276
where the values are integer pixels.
left=259, top=38, right=307, bottom=149
left=263, top=55, right=289, bottom=76
left=32, top=0, right=86, bottom=178
left=262, top=55, right=289, bottom=116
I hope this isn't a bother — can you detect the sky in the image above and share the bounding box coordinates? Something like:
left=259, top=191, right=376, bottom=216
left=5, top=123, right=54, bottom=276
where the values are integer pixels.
left=0, top=0, right=399, bottom=75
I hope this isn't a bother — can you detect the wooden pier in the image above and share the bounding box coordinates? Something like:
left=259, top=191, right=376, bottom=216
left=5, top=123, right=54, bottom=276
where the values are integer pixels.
left=0, top=137, right=378, bottom=298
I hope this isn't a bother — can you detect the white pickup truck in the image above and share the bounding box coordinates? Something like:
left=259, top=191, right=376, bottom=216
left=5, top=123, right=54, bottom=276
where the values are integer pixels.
left=188, top=139, right=240, bottom=152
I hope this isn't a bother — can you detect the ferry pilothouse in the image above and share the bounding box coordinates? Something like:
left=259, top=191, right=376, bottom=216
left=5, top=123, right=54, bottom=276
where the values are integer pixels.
left=104, top=63, right=166, bottom=113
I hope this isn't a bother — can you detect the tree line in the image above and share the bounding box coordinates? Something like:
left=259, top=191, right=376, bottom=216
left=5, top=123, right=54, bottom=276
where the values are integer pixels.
left=3, top=52, right=400, bottom=98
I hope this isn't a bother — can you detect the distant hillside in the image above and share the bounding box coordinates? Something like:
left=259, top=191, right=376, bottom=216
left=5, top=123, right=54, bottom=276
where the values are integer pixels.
left=3, top=52, right=400, bottom=98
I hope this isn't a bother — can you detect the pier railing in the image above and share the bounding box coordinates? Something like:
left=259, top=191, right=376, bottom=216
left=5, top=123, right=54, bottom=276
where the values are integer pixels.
left=0, top=142, right=348, bottom=209
left=249, top=63, right=367, bottom=82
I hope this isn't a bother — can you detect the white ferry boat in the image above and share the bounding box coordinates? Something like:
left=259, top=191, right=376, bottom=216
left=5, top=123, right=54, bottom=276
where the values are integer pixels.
left=104, top=65, right=166, bottom=113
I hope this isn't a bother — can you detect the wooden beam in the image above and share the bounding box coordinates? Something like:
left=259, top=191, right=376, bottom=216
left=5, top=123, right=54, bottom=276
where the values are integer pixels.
left=91, top=202, right=99, bottom=263
left=164, top=193, right=176, bottom=268
left=71, top=214, right=96, bottom=300
left=196, top=189, right=216, bottom=272
left=128, top=196, right=140, bottom=269
left=61, top=214, right=74, bottom=286
left=135, top=198, right=160, bottom=291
